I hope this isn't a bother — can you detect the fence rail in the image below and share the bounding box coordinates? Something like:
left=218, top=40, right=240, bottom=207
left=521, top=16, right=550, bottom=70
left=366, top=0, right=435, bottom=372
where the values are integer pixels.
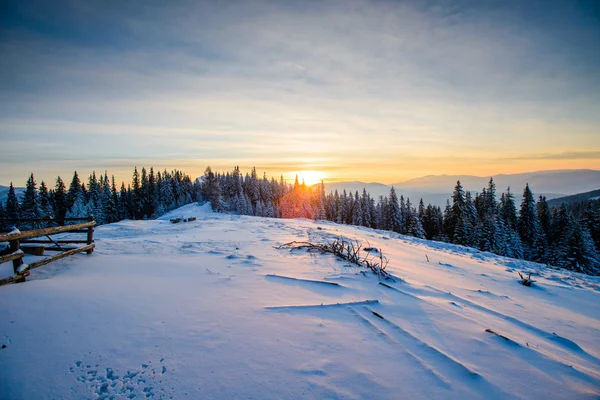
left=0, top=216, right=95, bottom=286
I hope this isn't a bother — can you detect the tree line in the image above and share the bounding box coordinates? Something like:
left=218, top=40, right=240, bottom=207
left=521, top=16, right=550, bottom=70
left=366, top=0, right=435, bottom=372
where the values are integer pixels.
left=0, top=168, right=202, bottom=228
left=2, top=166, right=599, bottom=275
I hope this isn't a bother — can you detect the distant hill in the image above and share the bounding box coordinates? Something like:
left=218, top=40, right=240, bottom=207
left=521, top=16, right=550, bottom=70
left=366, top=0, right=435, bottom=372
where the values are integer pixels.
left=393, top=169, right=600, bottom=195
left=325, top=169, right=600, bottom=208
left=547, top=189, right=600, bottom=209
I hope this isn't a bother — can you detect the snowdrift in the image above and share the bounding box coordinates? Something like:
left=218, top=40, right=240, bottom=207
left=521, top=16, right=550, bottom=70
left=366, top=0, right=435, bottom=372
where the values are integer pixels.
left=1, top=205, right=599, bottom=399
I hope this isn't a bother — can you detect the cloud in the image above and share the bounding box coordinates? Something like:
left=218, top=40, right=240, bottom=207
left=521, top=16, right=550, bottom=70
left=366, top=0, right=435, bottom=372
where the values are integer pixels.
left=1, top=0, right=599, bottom=185
left=508, top=151, right=600, bottom=161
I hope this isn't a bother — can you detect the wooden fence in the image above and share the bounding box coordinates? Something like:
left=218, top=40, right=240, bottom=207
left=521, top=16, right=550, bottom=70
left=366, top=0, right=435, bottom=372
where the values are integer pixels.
left=0, top=217, right=95, bottom=286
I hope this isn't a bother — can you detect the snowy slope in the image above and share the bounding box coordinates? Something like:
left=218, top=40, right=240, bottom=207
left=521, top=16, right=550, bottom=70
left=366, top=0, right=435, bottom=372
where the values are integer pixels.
left=1, top=203, right=599, bottom=399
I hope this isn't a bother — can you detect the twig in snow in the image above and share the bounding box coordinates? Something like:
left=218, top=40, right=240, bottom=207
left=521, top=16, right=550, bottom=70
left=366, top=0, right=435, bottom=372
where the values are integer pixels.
left=275, top=238, right=393, bottom=281
left=518, top=272, right=536, bottom=287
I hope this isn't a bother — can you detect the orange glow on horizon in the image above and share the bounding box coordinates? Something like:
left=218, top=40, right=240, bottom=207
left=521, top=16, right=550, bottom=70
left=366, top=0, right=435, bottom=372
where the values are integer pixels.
left=287, top=170, right=326, bottom=186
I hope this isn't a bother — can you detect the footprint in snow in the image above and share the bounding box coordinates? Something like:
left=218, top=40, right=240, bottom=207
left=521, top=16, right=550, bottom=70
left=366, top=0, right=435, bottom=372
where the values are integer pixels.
left=71, top=356, right=171, bottom=399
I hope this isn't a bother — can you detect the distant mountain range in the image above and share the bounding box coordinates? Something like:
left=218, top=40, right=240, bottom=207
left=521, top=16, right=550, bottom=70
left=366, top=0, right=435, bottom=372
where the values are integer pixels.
left=325, top=169, right=600, bottom=208
left=547, top=189, right=600, bottom=209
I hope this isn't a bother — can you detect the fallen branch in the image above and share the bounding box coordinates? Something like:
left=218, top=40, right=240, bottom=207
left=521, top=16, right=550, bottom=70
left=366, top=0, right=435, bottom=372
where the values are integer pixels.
left=275, top=238, right=393, bottom=281
left=518, top=272, right=536, bottom=287
left=485, top=328, right=519, bottom=345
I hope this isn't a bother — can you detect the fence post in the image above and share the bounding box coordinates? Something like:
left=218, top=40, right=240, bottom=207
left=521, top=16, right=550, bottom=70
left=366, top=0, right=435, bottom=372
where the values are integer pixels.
left=10, top=239, right=26, bottom=283
left=86, top=216, right=94, bottom=254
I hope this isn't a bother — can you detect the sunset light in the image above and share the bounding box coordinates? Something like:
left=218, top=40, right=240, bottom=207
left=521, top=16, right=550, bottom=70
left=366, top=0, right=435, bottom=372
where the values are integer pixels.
left=289, top=170, right=326, bottom=186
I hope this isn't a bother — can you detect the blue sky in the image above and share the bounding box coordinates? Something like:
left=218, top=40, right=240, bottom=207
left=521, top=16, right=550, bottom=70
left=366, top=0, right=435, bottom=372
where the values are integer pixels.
left=1, top=0, right=599, bottom=186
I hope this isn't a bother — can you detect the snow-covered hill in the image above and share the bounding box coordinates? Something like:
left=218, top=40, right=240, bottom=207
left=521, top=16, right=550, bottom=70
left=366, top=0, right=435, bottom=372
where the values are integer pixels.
left=1, top=204, right=599, bottom=399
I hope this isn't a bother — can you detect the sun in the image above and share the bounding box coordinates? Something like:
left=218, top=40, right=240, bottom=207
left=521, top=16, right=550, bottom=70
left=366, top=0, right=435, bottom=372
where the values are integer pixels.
left=290, top=170, right=325, bottom=186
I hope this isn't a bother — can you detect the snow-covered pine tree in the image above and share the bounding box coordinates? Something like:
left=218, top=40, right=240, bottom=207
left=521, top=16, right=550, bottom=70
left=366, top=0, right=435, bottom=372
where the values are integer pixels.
left=340, top=190, right=348, bottom=224
left=202, top=166, right=222, bottom=212
left=316, top=182, right=326, bottom=220
left=517, top=184, right=539, bottom=260
left=448, top=181, right=466, bottom=242
left=5, top=182, right=20, bottom=221
left=418, top=199, right=425, bottom=221
left=500, top=188, right=518, bottom=230
left=147, top=167, right=157, bottom=218
left=131, top=167, right=143, bottom=219
left=399, top=195, right=407, bottom=234
left=20, top=173, right=41, bottom=228
left=375, top=199, right=383, bottom=230
left=352, top=193, right=363, bottom=226
left=255, top=200, right=263, bottom=217
left=464, top=191, right=479, bottom=247
left=422, top=204, right=435, bottom=240
left=39, top=181, right=53, bottom=218
left=387, top=187, right=403, bottom=234
left=87, top=171, right=105, bottom=223
left=67, top=171, right=85, bottom=212
left=564, top=217, right=600, bottom=275
left=548, top=204, right=571, bottom=266
left=101, top=172, right=118, bottom=223
left=66, top=190, right=89, bottom=223
left=533, top=195, right=551, bottom=262
left=53, top=176, right=68, bottom=225
left=406, top=198, right=425, bottom=238
left=442, top=200, right=452, bottom=242
left=119, top=183, right=130, bottom=219
left=361, top=189, right=371, bottom=227
left=580, top=201, right=600, bottom=251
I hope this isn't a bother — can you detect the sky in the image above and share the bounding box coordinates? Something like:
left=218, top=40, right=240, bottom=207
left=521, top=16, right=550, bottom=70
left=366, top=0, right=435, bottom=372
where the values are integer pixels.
left=1, top=0, right=599, bottom=187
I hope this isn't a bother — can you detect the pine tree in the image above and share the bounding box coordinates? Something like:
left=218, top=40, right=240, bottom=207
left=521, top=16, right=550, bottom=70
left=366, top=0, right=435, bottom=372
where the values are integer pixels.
left=140, top=167, right=150, bottom=218
left=202, top=166, right=222, bottom=211
left=21, top=173, right=41, bottom=227
left=131, top=167, right=143, bottom=219
left=580, top=202, right=600, bottom=251
left=449, top=181, right=466, bottom=242
left=102, top=172, right=118, bottom=223
left=406, top=198, right=425, bottom=238
left=5, top=182, right=20, bottom=220
left=67, top=171, right=82, bottom=210
left=399, top=195, right=407, bottom=234
left=464, top=191, right=479, bottom=247
left=533, top=195, right=551, bottom=262
left=317, top=182, right=327, bottom=220
left=87, top=171, right=104, bottom=223
left=500, top=187, right=518, bottom=230
left=564, top=219, right=600, bottom=275
left=548, top=204, right=571, bottom=266
left=517, top=184, right=539, bottom=260
left=119, top=182, right=130, bottom=219
left=352, top=194, right=363, bottom=226
left=442, top=200, right=452, bottom=242
left=39, top=181, right=53, bottom=218
left=54, top=176, right=68, bottom=225
left=387, top=187, right=403, bottom=233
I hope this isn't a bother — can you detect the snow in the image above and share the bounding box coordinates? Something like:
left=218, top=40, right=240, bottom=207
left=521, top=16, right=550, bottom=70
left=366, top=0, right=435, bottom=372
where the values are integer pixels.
left=1, top=203, right=599, bottom=399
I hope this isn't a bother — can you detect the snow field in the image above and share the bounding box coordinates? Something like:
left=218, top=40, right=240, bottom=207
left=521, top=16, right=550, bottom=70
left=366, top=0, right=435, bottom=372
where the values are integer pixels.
left=1, top=203, right=599, bottom=399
